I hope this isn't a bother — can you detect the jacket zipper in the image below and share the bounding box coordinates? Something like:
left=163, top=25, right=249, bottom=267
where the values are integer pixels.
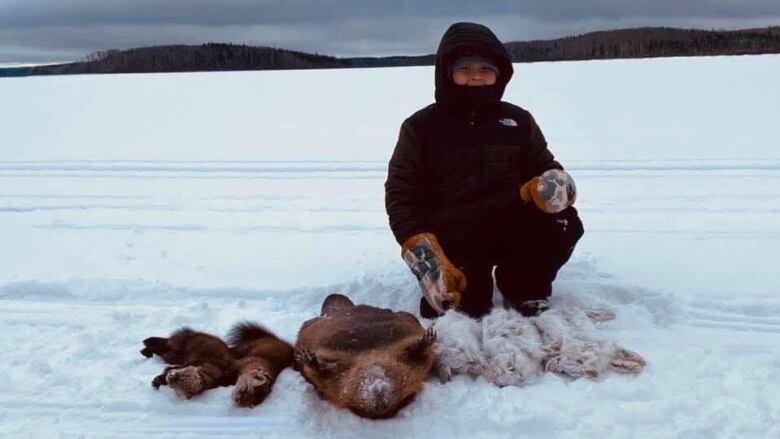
left=468, top=108, right=484, bottom=192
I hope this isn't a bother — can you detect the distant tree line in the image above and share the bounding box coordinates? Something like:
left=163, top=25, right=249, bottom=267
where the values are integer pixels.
left=504, top=27, right=780, bottom=61
left=1, top=26, right=779, bottom=77
left=17, top=44, right=349, bottom=76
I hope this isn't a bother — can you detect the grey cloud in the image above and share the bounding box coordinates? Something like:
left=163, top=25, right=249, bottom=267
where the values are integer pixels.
left=1, top=1, right=779, bottom=63
left=2, top=0, right=780, bottom=27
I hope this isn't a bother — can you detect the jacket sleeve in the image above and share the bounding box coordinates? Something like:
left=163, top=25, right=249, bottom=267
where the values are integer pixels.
left=524, top=114, right=563, bottom=179
left=385, top=119, right=430, bottom=246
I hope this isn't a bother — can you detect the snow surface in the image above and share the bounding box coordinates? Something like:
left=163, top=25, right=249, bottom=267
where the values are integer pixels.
left=1, top=55, right=779, bottom=438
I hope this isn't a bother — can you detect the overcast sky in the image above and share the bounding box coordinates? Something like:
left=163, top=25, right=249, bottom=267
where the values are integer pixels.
left=1, top=0, right=779, bottom=63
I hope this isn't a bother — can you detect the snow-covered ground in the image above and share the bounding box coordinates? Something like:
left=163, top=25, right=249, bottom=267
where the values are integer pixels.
left=1, top=55, right=779, bottom=438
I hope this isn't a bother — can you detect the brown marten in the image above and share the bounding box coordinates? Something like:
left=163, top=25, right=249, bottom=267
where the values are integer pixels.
left=227, top=322, right=294, bottom=407
left=141, top=322, right=293, bottom=408
left=294, top=294, right=437, bottom=419
left=140, top=328, right=236, bottom=400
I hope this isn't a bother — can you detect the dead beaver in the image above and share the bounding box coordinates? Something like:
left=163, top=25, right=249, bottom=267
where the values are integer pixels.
left=294, top=294, right=437, bottom=419
left=141, top=323, right=293, bottom=408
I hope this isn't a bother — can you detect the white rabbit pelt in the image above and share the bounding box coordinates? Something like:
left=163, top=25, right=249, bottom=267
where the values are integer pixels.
left=433, top=306, right=645, bottom=387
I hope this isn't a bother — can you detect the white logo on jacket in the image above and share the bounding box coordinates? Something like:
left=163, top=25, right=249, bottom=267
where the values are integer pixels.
left=498, top=118, right=518, bottom=127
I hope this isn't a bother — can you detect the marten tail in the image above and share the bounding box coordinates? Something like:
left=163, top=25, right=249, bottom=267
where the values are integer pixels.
left=227, top=321, right=276, bottom=354
left=141, top=336, right=169, bottom=358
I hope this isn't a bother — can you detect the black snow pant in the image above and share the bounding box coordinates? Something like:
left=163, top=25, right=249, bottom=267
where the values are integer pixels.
left=420, top=205, right=584, bottom=319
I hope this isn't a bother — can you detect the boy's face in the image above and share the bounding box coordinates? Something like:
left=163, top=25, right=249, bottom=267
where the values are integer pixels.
left=451, top=63, right=497, bottom=87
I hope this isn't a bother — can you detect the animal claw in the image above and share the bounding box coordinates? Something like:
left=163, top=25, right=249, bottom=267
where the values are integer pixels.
left=151, top=374, right=166, bottom=389
left=406, top=327, right=437, bottom=360
left=586, top=309, right=616, bottom=322
left=295, top=348, right=336, bottom=373
left=295, top=348, right=317, bottom=367
left=151, top=364, right=183, bottom=389
left=419, top=326, right=436, bottom=347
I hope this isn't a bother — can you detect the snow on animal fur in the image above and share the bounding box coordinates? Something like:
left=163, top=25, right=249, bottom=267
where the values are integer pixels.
left=433, top=306, right=645, bottom=386
left=294, top=294, right=437, bottom=419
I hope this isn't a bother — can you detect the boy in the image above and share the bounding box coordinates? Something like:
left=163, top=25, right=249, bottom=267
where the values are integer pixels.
left=385, top=22, right=582, bottom=318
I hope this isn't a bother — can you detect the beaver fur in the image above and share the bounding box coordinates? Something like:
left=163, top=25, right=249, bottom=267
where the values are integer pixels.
left=294, top=294, right=436, bottom=419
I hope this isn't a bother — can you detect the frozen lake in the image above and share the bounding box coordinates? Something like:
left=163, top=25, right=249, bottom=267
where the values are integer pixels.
left=1, top=55, right=779, bottom=438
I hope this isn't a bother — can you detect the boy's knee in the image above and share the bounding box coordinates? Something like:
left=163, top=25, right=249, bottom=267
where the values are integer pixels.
left=556, top=207, right=584, bottom=249
left=514, top=206, right=584, bottom=254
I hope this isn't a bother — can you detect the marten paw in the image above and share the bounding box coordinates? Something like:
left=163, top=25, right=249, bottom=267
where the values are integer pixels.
left=151, top=373, right=167, bottom=389
left=165, top=366, right=204, bottom=399
left=151, top=364, right=182, bottom=389
left=609, top=348, right=646, bottom=374
left=232, top=369, right=272, bottom=408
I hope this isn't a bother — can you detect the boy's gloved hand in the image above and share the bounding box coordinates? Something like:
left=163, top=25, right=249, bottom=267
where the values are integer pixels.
left=401, top=232, right=466, bottom=316
left=519, top=169, right=577, bottom=214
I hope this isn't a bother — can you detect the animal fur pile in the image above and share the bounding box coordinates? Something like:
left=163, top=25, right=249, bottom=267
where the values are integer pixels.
left=140, top=297, right=646, bottom=418
left=432, top=306, right=646, bottom=386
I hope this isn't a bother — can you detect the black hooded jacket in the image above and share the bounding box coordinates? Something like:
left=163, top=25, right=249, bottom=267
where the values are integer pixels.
left=385, top=22, right=562, bottom=246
